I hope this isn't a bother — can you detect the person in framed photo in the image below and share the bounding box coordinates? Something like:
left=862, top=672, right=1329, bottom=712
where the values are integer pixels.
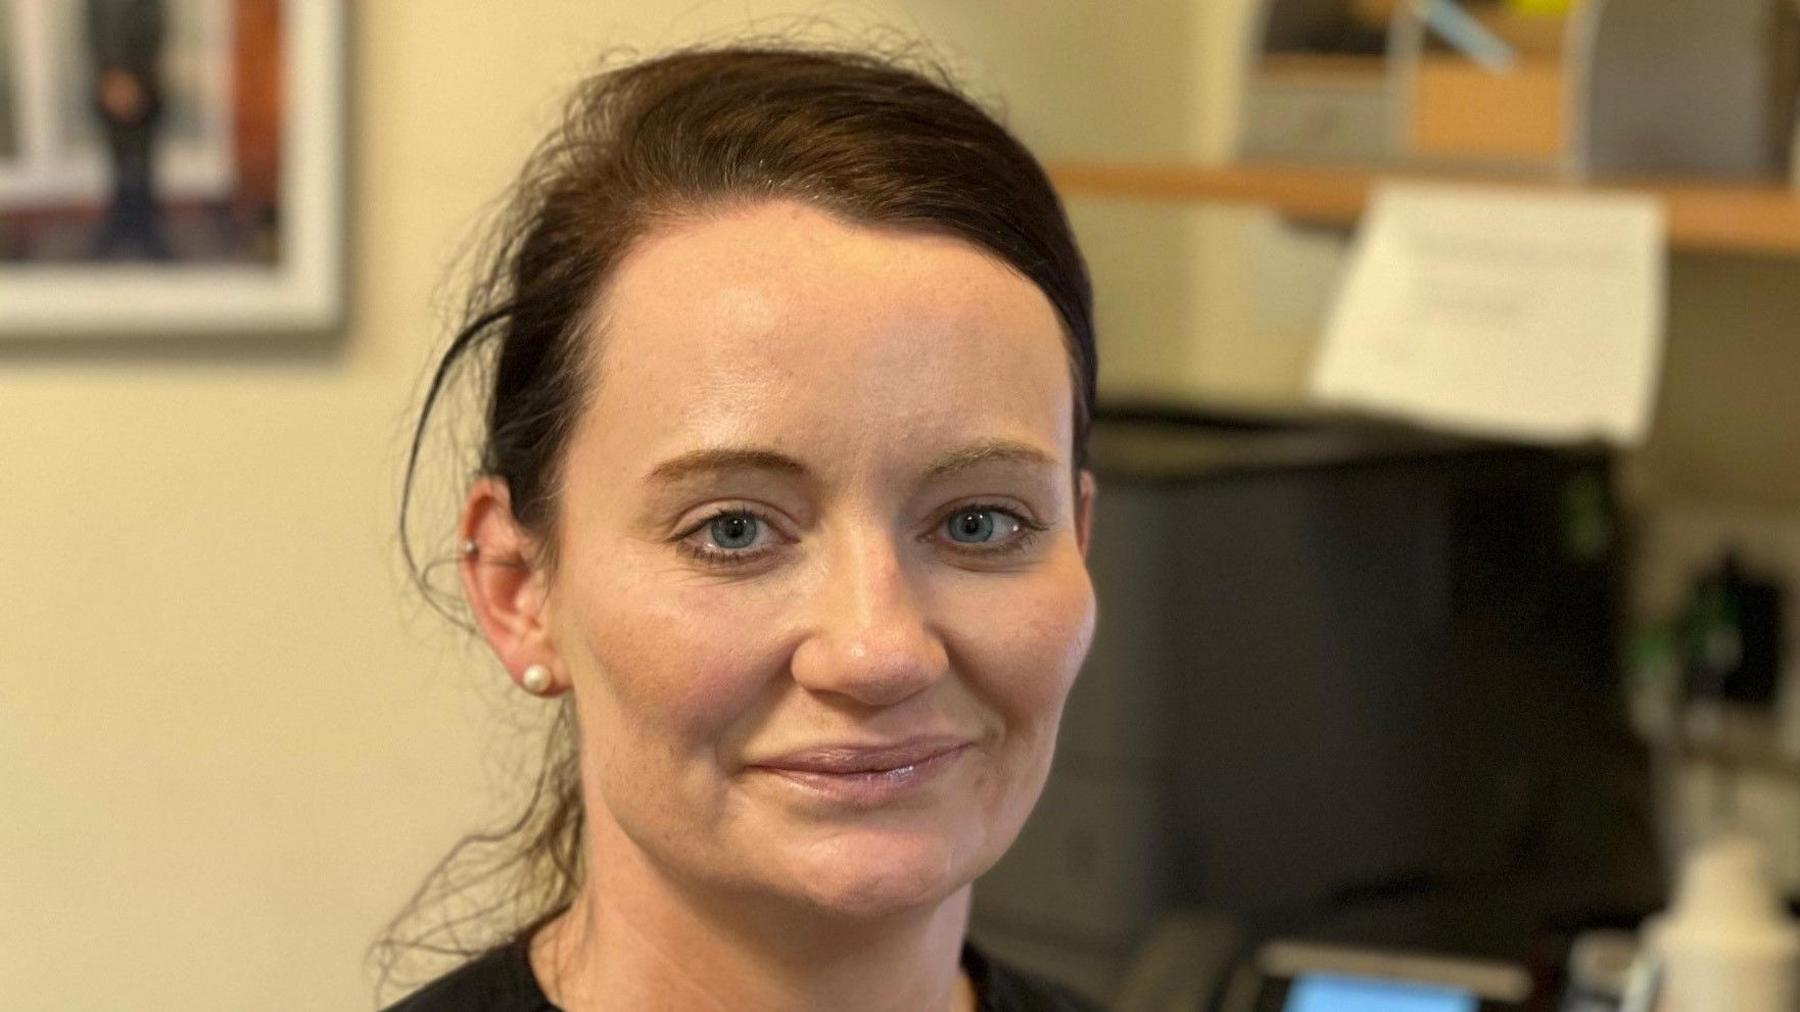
left=85, top=0, right=171, bottom=259
left=379, top=43, right=1104, bottom=1012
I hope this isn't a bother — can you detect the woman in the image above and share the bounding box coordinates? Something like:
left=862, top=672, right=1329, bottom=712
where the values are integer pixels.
left=384, top=43, right=1101, bottom=1012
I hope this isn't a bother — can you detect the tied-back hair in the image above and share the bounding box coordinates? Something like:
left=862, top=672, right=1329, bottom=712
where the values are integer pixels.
left=379, top=38, right=1096, bottom=1002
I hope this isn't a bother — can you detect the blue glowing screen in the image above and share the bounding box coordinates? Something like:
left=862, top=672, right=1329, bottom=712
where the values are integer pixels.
left=1285, top=972, right=1479, bottom=1012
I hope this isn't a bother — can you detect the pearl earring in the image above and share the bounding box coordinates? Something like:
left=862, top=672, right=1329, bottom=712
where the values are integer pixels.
left=520, top=664, right=553, bottom=695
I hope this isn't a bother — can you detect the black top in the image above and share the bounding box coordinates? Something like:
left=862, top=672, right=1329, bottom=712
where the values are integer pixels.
left=384, top=938, right=1101, bottom=1012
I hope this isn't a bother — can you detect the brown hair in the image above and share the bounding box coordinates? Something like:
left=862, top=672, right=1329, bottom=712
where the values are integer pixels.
left=381, top=40, right=1096, bottom=996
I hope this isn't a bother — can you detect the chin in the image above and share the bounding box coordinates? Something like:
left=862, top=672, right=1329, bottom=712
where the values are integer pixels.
left=782, top=824, right=993, bottom=922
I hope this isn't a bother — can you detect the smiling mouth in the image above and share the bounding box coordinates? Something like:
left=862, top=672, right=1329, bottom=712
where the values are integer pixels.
left=750, top=742, right=974, bottom=807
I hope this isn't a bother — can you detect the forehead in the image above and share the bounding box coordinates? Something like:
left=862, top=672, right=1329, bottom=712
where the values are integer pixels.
left=575, top=200, right=1074, bottom=477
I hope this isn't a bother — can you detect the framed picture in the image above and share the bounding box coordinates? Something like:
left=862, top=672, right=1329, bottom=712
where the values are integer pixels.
left=0, top=0, right=346, bottom=336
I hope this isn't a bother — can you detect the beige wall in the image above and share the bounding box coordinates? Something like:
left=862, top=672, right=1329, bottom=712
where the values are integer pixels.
left=0, top=2, right=1215, bottom=1008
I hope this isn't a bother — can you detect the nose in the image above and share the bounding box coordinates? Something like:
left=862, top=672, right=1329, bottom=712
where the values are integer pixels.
left=789, top=527, right=950, bottom=708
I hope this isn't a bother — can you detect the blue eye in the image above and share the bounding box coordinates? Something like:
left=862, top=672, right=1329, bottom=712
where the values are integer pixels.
left=675, top=508, right=782, bottom=568
left=708, top=513, right=761, bottom=550
left=946, top=508, right=1019, bottom=544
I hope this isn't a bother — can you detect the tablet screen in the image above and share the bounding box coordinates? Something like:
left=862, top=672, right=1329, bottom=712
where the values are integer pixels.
left=1285, top=972, right=1480, bottom=1012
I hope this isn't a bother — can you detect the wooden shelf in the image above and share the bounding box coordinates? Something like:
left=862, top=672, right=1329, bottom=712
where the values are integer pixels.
left=1047, top=161, right=1800, bottom=255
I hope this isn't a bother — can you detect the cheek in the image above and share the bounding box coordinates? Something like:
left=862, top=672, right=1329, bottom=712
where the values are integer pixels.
left=946, top=558, right=1096, bottom=735
left=569, top=576, right=785, bottom=754
left=944, top=558, right=1095, bottom=867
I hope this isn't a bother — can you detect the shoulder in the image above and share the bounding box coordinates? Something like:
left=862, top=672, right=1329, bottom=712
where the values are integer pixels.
left=964, top=942, right=1105, bottom=1012
left=381, top=942, right=556, bottom=1012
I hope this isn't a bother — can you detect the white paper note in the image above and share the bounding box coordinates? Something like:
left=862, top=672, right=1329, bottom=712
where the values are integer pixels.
left=1311, top=183, right=1667, bottom=445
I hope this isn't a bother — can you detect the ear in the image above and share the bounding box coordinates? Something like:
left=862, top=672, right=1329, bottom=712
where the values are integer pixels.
left=458, top=476, right=567, bottom=696
left=1074, top=469, right=1097, bottom=560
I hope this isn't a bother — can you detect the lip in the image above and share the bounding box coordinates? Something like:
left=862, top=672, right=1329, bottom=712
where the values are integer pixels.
left=749, top=738, right=974, bottom=808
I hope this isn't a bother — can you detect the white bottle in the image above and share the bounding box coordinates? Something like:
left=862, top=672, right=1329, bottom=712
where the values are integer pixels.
left=1644, top=835, right=1800, bottom=1011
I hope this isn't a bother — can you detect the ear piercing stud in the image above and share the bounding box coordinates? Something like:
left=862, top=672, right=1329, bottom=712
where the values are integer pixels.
left=461, top=539, right=479, bottom=557
left=520, top=664, right=554, bottom=696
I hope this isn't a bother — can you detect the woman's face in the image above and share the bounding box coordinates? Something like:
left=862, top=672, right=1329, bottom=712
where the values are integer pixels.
left=537, top=200, right=1094, bottom=920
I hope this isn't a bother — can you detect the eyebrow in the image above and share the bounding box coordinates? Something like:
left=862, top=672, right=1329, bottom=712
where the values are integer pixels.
left=645, top=447, right=809, bottom=485
left=919, top=440, right=1060, bottom=481
left=642, top=439, right=1060, bottom=486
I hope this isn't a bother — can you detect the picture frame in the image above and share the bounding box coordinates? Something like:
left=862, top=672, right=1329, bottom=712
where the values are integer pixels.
left=0, top=0, right=347, bottom=337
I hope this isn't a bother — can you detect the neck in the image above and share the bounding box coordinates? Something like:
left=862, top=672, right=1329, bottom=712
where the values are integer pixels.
left=531, top=811, right=977, bottom=1012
